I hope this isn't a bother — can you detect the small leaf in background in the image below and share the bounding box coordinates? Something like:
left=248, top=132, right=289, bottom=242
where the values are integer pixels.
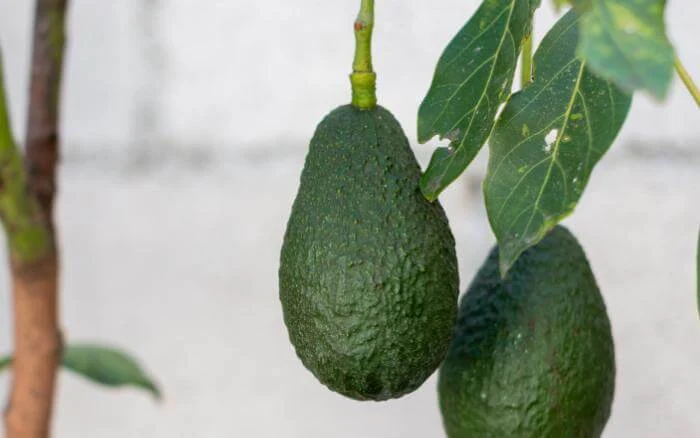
left=578, top=0, right=674, bottom=99
left=484, top=10, right=632, bottom=276
left=63, top=344, right=161, bottom=400
left=417, top=0, right=540, bottom=201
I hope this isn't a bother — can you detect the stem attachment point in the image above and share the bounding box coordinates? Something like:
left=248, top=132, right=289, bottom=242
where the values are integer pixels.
left=351, top=72, right=377, bottom=109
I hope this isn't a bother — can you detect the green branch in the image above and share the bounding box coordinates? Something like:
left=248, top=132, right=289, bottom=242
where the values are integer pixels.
left=521, top=33, right=533, bottom=87
left=675, top=55, right=700, bottom=108
left=0, top=52, right=52, bottom=264
left=351, top=0, right=377, bottom=109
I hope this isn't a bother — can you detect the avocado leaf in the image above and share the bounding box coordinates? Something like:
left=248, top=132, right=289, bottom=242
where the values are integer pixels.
left=417, top=0, right=540, bottom=201
left=577, top=0, right=674, bottom=99
left=62, top=344, right=161, bottom=399
left=0, top=343, right=161, bottom=400
left=484, top=10, right=632, bottom=276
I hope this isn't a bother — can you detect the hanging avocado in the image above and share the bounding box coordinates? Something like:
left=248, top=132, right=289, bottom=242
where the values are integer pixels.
left=439, top=226, right=615, bottom=437
left=279, top=0, right=459, bottom=401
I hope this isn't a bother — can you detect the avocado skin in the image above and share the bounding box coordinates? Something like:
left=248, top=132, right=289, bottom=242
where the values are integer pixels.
left=279, top=104, right=459, bottom=401
left=439, top=226, right=614, bottom=437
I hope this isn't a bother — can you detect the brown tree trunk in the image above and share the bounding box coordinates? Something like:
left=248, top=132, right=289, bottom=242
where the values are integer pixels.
left=5, top=256, right=61, bottom=438
left=4, top=0, right=68, bottom=436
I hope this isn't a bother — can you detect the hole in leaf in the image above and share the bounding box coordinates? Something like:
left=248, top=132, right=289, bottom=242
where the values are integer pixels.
left=544, top=129, right=558, bottom=153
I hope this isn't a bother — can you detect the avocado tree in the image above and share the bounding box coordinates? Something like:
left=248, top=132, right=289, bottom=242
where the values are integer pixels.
left=0, top=1, right=158, bottom=437
left=278, top=0, right=698, bottom=436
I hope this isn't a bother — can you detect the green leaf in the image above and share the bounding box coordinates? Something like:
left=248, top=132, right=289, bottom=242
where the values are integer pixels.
left=578, top=0, right=674, bottom=99
left=63, top=344, right=161, bottom=399
left=484, top=10, right=632, bottom=276
left=0, top=344, right=161, bottom=400
left=417, top=0, right=540, bottom=201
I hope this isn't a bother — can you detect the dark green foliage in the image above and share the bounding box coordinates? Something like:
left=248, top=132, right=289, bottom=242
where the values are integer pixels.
left=279, top=105, right=459, bottom=401
left=439, top=226, right=614, bottom=437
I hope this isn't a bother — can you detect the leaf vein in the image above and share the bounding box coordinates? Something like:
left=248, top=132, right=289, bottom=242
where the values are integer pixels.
left=441, top=6, right=511, bottom=72
left=522, top=62, right=586, bottom=237
left=490, top=120, right=563, bottom=182
left=494, top=155, right=552, bottom=221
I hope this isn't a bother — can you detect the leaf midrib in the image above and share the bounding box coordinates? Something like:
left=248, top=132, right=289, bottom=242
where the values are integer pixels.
left=424, top=1, right=515, bottom=138
left=430, top=0, right=519, bottom=186
left=487, top=58, right=580, bottom=187
left=520, top=61, right=587, bottom=237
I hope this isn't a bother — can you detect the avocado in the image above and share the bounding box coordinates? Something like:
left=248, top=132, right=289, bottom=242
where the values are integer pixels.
left=279, top=104, right=459, bottom=401
left=439, top=226, right=614, bottom=437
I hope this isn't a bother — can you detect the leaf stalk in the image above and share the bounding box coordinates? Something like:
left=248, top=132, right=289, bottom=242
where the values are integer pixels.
left=674, top=55, right=700, bottom=107
left=521, top=33, right=533, bottom=87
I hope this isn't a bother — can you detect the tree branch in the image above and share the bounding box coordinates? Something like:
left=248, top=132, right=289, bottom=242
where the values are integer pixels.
left=0, top=55, right=52, bottom=264
left=2, top=0, right=68, bottom=436
left=25, top=0, right=67, bottom=223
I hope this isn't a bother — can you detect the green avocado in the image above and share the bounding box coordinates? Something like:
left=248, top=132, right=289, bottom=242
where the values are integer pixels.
left=279, top=104, right=459, bottom=401
left=439, top=226, right=614, bottom=437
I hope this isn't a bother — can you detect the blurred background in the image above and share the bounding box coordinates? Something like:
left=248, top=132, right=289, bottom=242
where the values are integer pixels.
left=0, top=0, right=697, bottom=436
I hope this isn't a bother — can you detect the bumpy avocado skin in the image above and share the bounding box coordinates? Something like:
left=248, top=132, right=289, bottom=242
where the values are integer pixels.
left=439, top=226, right=614, bottom=437
left=279, top=105, right=459, bottom=401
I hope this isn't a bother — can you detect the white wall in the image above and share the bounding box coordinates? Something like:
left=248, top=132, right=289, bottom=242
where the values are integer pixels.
left=1, top=1, right=140, bottom=153
left=0, top=1, right=698, bottom=157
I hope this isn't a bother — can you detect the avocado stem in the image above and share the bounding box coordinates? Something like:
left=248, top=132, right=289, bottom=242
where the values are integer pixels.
left=351, top=0, right=377, bottom=109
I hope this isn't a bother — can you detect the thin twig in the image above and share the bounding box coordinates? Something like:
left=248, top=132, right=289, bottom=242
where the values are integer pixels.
left=674, top=55, right=700, bottom=107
